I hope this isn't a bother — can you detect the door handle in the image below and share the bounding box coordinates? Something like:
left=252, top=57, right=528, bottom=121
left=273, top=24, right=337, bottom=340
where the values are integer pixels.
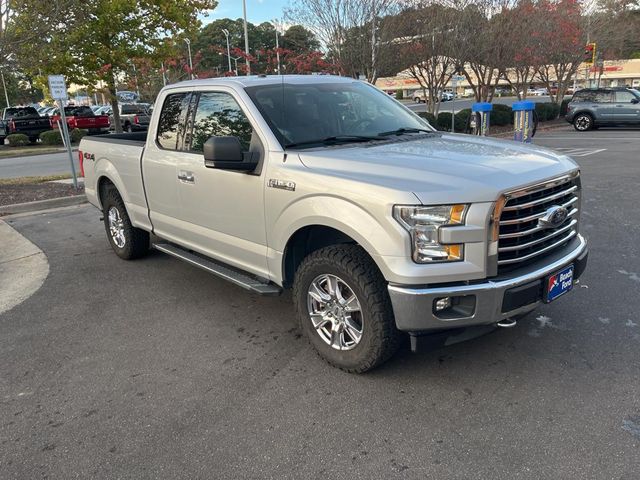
left=178, top=170, right=195, bottom=183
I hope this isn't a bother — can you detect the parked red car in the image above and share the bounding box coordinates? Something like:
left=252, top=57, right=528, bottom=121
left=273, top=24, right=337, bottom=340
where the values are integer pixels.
left=50, top=106, right=110, bottom=134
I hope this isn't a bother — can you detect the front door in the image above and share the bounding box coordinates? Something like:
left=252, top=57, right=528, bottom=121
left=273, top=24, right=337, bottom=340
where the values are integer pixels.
left=174, top=90, right=269, bottom=279
left=613, top=90, right=640, bottom=124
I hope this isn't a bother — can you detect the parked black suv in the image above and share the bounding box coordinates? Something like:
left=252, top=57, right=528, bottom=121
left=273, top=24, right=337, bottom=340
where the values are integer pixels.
left=565, top=87, right=640, bottom=131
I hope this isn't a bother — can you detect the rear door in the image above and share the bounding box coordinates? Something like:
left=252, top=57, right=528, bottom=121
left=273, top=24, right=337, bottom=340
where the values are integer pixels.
left=592, top=90, right=615, bottom=122
left=613, top=90, right=640, bottom=123
left=141, top=91, right=191, bottom=241
left=173, top=89, right=269, bottom=279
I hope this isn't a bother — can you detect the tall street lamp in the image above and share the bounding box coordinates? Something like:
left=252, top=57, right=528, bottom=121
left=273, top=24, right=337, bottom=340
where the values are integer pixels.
left=184, top=38, right=194, bottom=80
left=242, top=0, right=250, bottom=75
left=222, top=29, right=232, bottom=73
left=272, top=22, right=281, bottom=75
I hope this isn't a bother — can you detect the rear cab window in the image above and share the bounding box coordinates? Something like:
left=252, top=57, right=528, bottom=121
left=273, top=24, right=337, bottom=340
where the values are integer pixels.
left=4, top=107, right=39, bottom=118
left=156, top=93, right=191, bottom=150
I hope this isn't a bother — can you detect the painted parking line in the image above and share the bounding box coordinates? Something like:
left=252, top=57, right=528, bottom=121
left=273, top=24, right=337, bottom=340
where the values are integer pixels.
left=552, top=147, right=607, bottom=157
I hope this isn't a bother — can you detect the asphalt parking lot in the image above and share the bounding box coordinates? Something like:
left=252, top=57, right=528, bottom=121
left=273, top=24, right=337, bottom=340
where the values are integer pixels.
left=1, top=127, right=639, bottom=479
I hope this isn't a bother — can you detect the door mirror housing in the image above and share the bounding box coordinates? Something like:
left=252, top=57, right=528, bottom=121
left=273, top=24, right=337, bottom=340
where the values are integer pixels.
left=631, top=97, right=639, bottom=104
left=203, top=136, right=258, bottom=171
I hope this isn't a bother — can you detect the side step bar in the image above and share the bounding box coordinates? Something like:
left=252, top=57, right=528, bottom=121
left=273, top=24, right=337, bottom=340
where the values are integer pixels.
left=152, top=242, right=282, bottom=296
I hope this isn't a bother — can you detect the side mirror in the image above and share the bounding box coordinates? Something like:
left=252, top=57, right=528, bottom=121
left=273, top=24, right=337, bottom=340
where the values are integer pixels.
left=631, top=98, right=639, bottom=104
left=203, top=136, right=258, bottom=171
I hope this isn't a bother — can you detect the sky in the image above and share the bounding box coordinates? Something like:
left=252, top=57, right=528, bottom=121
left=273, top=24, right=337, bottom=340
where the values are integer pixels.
left=205, top=0, right=291, bottom=24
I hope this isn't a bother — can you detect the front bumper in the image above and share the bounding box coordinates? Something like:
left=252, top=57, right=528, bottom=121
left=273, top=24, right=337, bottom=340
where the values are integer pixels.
left=388, top=235, right=588, bottom=333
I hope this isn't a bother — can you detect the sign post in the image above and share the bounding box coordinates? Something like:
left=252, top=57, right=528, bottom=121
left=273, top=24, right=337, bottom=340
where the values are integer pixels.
left=451, top=75, right=465, bottom=133
left=48, top=75, right=77, bottom=189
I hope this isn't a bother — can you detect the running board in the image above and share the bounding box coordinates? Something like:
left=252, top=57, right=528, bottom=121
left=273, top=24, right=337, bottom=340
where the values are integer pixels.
left=152, top=242, right=282, bottom=296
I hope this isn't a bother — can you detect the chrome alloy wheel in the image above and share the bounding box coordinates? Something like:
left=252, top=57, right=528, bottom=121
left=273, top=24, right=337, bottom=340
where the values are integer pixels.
left=575, top=115, right=591, bottom=131
left=306, top=274, right=363, bottom=351
left=107, top=206, right=126, bottom=248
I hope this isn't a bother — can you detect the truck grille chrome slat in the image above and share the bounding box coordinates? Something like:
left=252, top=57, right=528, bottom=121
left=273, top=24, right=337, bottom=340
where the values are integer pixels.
left=497, top=230, right=577, bottom=265
left=501, top=185, right=578, bottom=211
left=499, top=197, right=578, bottom=225
left=496, top=174, right=580, bottom=273
left=498, top=219, right=577, bottom=252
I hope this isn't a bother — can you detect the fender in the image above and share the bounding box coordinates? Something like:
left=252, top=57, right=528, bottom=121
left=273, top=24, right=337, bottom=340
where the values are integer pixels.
left=267, top=194, right=409, bottom=285
left=93, top=157, right=152, bottom=231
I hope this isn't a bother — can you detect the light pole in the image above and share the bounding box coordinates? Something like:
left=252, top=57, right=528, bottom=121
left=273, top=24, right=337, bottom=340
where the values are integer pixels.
left=222, top=29, right=232, bottom=73
left=274, top=24, right=281, bottom=75
left=184, top=38, right=194, bottom=80
left=242, top=0, right=250, bottom=75
left=1, top=71, right=9, bottom=108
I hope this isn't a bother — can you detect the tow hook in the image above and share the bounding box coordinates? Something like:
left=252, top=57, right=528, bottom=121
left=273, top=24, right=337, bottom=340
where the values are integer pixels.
left=496, top=318, right=517, bottom=328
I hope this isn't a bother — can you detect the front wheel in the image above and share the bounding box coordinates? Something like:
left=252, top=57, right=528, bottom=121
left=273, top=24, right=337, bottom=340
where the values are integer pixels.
left=573, top=113, right=593, bottom=131
left=293, top=245, right=401, bottom=373
left=101, top=185, right=149, bottom=260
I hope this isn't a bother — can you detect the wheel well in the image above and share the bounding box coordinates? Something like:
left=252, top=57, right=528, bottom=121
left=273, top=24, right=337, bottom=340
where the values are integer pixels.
left=97, top=176, right=116, bottom=207
left=282, top=225, right=358, bottom=288
left=574, top=111, right=593, bottom=119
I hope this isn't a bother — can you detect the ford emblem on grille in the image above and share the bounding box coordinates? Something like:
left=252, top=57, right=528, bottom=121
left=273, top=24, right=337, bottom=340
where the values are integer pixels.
left=538, top=206, right=569, bottom=229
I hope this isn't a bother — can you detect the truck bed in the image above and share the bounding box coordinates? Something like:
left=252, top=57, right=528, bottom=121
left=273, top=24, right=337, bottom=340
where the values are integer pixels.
left=91, top=131, right=148, bottom=144
left=80, top=132, right=150, bottom=229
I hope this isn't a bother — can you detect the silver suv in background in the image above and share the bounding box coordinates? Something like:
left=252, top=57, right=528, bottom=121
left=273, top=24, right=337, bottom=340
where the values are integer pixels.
left=566, top=87, right=640, bottom=131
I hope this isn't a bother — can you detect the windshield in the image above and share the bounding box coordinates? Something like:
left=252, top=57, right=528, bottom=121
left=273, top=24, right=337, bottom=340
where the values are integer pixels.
left=245, top=81, right=433, bottom=148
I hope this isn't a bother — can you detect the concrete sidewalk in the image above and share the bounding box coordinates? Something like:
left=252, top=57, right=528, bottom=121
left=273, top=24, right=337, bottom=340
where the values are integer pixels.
left=0, top=219, right=49, bottom=316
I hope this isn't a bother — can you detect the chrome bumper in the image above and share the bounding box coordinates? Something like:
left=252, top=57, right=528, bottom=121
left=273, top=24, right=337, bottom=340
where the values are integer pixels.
left=388, top=235, right=588, bottom=332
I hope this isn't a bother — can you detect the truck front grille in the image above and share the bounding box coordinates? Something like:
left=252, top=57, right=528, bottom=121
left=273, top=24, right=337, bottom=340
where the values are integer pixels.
left=497, top=174, right=580, bottom=273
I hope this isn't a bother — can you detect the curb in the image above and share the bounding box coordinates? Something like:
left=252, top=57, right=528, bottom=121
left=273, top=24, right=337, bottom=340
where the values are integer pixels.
left=490, top=122, right=569, bottom=139
left=0, top=147, right=79, bottom=160
left=0, top=195, right=87, bottom=216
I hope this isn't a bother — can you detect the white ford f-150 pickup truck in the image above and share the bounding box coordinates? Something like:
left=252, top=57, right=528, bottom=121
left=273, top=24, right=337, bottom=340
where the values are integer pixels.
left=81, top=75, right=588, bottom=372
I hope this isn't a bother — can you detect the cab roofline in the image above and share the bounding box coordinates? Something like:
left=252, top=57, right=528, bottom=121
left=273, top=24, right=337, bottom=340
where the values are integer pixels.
left=160, top=74, right=359, bottom=91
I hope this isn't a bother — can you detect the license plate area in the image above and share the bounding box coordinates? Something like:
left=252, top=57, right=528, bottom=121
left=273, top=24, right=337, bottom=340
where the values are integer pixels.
left=544, top=264, right=574, bottom=303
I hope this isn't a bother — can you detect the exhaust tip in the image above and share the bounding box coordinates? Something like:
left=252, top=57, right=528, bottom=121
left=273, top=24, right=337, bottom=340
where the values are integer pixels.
left=497, top=318, right=517, bottom=328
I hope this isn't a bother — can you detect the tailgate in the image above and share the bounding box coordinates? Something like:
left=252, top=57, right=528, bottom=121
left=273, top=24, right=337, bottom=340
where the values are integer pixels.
left=77, top=116, right=109, bottom=128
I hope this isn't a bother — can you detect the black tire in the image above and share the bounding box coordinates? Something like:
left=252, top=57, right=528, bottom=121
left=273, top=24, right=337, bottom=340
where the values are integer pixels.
left=293, top=245, right=401, bottom=373
left=573, top=113, right=593, bottom=131
left=101, top=185, right=149, bottom=260
left=414, top=97, right=421, bottom=103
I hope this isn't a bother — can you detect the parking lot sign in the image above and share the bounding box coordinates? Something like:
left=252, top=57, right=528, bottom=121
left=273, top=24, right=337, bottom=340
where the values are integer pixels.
left=48, top=75, right=68, bottom=100
left=47, top=74, right=77, bottom=188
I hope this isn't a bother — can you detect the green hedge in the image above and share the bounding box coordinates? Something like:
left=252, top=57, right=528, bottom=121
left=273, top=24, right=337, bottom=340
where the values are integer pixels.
left=436, top=112, right=469, bottom=132
left=490, top=103, right=513, bottom=126
left=535, top=102, right=561, bottom=121
left=40, top=130, right=63, bottom=145
left=6, top=133, right=30, bottom=146
left=71, top=128, right=88, bottom=143
left=395, top=90, right=404, bottom=100
left=416, top=111, right=437, bottom=126
left=456, top=109, right=472, bottom=132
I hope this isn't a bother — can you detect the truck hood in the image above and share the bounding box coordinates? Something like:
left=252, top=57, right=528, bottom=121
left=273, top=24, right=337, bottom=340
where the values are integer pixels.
left=297, top=133, right=578, bottom=204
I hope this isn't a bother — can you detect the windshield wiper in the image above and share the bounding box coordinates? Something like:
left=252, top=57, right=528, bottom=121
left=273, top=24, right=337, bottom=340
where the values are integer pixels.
left=378, top=127, right=434, bottom=137
left=284, top=135, right=384, bottom=149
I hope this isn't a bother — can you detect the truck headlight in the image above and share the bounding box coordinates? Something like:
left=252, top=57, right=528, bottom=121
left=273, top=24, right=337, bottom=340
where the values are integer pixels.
left=393, top=204, right=467, bottom=263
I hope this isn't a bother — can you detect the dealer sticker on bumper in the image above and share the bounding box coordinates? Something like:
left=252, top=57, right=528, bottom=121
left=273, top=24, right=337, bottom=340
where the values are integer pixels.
left=545, top=264, right=574, bottom=303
